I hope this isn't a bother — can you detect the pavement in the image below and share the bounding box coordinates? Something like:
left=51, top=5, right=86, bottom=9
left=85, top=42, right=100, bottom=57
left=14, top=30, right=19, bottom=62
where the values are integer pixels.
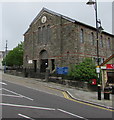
left=1, top=71, right=114, bottom=110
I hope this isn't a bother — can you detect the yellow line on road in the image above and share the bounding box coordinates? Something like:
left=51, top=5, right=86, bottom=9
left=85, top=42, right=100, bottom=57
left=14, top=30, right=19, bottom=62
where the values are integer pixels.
left=63, top=91, right=114, bottom=112
left=62, top=92, right=70, bottom=99
left=44, top=86, right=63, bottom=93
left=45, top=86, right=114, bottom=112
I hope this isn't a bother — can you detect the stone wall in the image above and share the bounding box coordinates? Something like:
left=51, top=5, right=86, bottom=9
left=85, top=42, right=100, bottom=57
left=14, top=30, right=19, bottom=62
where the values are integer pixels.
left=23, top=8, right=113, bottom=73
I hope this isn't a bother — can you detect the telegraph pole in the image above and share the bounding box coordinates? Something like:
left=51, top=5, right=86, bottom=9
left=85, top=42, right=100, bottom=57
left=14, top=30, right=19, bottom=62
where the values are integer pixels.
left=4, top=40, right=8, bottom=73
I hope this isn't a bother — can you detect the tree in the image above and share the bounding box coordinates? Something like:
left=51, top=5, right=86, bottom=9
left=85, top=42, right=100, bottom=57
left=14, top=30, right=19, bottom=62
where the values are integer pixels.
left=68, top=58, right=97, bottom=82
left=2, top=42, right=24, bottom=67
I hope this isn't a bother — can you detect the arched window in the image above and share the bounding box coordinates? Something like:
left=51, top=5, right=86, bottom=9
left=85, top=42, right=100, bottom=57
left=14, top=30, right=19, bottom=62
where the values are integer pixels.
left=38, top=27, right=42, bottom=43
left=108, top=37, right=111, bottom=49
left=100, top=35, right=103, bottom=47
left=38, top=25, right=51, bottom=45
left=42, top=26, right=47, bottom=44
left=47, top=25, right=51, bottom=43
left=39, top=50, right=48, bottom=59
left=80, top=29, right=84, bottom=43
left=39, top=50, right=48, bottom=73
left=91, top=32, right=94, bottom=45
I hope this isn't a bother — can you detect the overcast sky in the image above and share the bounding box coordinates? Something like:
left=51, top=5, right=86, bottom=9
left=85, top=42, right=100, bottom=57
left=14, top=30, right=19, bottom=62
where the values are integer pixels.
left=0, top=1, right=113, bottom=51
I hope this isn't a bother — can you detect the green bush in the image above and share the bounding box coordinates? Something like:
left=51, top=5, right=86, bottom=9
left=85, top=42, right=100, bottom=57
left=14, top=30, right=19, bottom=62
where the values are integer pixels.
left=68, top=58, right=97, bottom=82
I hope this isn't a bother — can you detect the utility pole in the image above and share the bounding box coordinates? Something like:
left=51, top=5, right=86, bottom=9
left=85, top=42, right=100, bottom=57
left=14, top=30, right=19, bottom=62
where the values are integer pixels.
left=4, top=40, right=8, bottom=73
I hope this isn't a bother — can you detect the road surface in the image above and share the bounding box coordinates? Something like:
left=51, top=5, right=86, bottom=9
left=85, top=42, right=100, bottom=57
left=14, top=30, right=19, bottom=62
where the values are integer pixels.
left=1, top=80, right=113, bottom=119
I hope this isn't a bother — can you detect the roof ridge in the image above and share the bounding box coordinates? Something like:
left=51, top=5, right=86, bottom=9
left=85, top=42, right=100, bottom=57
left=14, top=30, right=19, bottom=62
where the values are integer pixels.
left=31, top=7, right=75, bottom=24
left=29, top=7, right=113, bottom=36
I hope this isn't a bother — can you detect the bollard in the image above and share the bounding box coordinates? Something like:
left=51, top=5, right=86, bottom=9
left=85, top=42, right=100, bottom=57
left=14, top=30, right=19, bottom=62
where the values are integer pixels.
left=45, top=68, right=50, bottom=82
left=98, top=84, right=101, bottom=100
left=24, top=68, right=28, bottom=77
left=4, top=66, right=6, bottom=73
left=104, top=87, right=110, bottom=100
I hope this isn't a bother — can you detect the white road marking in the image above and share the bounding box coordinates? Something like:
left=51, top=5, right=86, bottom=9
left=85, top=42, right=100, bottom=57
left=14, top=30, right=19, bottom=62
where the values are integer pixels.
left=57, top=109, right=88, bottom=120
left=0, top=94, right=23, bottom=98
left=18, top=113, right=35, bottom=120
left=2, top=88, right=34, bottom=101
left=3, top=80, right=64, bottom=98
left=0, top=103, right=56, bottom=111
left=0, top=82, right=7, bottom=85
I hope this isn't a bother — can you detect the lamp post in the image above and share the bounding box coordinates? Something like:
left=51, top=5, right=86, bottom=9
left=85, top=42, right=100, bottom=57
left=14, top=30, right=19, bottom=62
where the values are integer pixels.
left=4, top=40, right=8, bottom=73
left=86, top=0, right=103, bottom=100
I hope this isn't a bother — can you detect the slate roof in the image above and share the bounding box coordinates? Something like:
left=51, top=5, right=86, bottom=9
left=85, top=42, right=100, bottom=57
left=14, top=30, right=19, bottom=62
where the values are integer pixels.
left=25, top=7, right=113, bottom=37
left=31, top=7, right=75, bottom=24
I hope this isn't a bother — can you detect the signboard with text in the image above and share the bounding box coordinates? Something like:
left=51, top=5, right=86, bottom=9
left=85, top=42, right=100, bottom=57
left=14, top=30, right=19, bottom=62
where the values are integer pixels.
left=56, top=67, right=68, bottom=75
left=28, top=60, right=33, bottom=64
left=106, top=64, right=114, bottom=69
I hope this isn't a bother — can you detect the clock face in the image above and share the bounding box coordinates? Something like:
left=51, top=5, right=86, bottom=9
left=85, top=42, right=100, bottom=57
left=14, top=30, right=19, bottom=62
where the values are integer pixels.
left=41, top=16, right=47, bottom=23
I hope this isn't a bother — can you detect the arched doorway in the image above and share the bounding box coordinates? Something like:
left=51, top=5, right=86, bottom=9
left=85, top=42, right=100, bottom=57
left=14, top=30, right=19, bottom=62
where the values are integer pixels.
left=39, top=50, right=48, bottom=73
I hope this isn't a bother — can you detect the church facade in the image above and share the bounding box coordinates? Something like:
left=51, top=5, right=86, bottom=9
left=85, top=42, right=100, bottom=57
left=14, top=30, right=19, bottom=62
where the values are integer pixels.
left=23, top=8, right=113, bottom=73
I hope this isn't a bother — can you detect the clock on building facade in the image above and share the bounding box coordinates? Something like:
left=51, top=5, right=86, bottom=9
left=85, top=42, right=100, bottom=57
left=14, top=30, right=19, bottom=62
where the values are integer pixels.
left=41, top=16, right=47, bottom=23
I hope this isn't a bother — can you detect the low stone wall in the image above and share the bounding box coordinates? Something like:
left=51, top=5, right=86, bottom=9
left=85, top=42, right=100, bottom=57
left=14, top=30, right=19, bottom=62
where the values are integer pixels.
left=49, top=77, right=90, bottom=91
left=5, top=68, right=45, bottom=79
left=5, top=69, right=97, bottom=91
left=5, top=70, right=24, bottom=77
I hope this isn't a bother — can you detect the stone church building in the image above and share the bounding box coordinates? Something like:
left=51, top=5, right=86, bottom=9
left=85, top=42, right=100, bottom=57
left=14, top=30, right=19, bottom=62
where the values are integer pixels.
left=23, top=8, right=113, bottom=73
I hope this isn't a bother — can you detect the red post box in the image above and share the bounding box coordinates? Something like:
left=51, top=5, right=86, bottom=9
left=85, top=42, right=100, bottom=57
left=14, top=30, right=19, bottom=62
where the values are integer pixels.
left=91, top=79, right=97, bottom=85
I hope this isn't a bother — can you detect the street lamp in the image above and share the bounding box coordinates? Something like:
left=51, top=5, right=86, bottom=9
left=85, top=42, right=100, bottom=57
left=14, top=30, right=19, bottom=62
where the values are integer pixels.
left=86, top=0, right=104, bottom=100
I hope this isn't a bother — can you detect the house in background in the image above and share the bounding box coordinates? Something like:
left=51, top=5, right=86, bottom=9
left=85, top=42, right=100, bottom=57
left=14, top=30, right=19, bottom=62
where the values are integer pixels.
left=101, top=54, right=114, bottom=89
left=23, top=8, right=114, bottom=75
left=0, top=51, right=5, bottom=70
left=0, top=50, right=11, bottom=70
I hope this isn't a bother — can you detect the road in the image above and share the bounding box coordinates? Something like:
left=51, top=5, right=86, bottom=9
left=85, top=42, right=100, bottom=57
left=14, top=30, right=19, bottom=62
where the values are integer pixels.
left=1, top=80, right=113, bottom=119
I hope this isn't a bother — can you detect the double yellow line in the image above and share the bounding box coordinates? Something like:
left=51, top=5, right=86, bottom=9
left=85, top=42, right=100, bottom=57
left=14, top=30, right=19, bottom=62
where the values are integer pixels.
left=46, top=86, right=114, bottom=112
left=62, top=91, right=71, bottom=99
left=63, top=91, right=114, bottom=112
